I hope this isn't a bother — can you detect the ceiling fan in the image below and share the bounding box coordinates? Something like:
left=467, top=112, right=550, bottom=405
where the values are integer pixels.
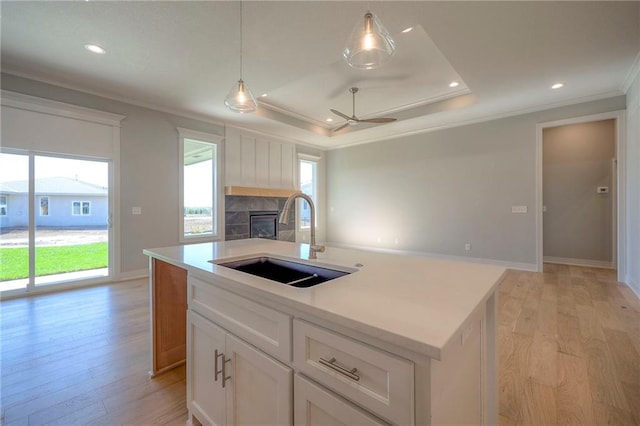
left=330, top=87, right=397, bottom=132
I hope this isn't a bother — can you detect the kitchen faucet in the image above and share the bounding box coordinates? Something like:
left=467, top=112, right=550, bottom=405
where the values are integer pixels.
left=279, top=192, right=325, bottom=259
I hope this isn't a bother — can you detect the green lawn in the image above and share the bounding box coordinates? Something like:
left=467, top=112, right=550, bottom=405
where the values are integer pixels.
left=0, top=243, right=108, bottom=281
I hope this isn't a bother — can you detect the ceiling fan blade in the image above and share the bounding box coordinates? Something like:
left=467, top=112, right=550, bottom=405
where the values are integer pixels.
left=359, top=117, right=397, bottom=123
left=330, top=109, right=352, bottom=121
left=333, top=123, right=351, bottom=132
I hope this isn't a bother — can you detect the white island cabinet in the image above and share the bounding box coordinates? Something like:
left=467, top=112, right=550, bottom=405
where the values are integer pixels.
left=144, top=239, right=506, bottom=426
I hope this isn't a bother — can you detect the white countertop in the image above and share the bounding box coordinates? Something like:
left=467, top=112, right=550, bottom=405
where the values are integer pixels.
left=144, top=239, right=506, bottom=359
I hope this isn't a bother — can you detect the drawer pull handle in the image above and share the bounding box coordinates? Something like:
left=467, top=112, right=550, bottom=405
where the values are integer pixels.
left=222, top=355, right=232, bottom=388
left=214, top=349, right=224, bottom=381
left=319, top=357, right=360, bottom=381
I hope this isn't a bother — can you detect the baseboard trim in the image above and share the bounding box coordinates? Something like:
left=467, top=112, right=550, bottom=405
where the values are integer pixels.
left=325, top=242, right=538, bottom=272
left=626, top=276, right=640, bottom=299
left=543, top=256, right=614, bottom=269
left=116, top=268, right=149, bottom=282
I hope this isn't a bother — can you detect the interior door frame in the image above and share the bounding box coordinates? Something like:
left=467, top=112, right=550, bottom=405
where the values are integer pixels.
left=0, top=149, right=115, bottom=298
left=535, top=110, right=626, bottom=281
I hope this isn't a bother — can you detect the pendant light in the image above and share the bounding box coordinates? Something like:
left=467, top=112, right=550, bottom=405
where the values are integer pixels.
left=224, top=1, right=257, bottom=113
left=343, top=11, right=396, bottom=70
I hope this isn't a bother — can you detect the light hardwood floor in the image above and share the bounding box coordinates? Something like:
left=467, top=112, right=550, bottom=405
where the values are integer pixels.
left=0, top=279, right=188, bottom=426
left=499, top=264, right=640, bottom=425
left=1, top=265, right=639, bottom=425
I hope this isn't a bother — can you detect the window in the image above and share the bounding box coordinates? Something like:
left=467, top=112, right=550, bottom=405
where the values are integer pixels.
left=178, top=128, right=223, bottom=242
left=39, top=196, right=49, bottom=216
left=72, top=201, right=91, bottom=216
left=0, top=196, right=7, bottom=216
left=298, top=156, right=318, bottom=230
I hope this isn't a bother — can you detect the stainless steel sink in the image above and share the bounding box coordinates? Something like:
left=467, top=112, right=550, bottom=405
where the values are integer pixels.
left=214, top=256, right=352, bottom=288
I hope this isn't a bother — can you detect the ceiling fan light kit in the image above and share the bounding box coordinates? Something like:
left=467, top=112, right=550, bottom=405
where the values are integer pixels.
left=224, top=1, right=257, bottom=113
left=343, top=11, right=396, bottom=70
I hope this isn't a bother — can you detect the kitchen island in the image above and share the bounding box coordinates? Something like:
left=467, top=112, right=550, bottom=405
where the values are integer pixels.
left=144, top=239, right=506, bottom=425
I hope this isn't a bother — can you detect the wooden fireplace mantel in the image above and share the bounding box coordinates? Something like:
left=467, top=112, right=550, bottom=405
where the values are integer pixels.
left=224, top=186, right=298, bottom=198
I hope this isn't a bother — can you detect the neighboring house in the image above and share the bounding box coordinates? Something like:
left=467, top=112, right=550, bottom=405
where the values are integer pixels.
left=0, top=176, right=108, bottom=228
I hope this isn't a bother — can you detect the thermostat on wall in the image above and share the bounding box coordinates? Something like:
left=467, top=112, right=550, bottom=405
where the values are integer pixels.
left=597, top=186, right=609, bottom=194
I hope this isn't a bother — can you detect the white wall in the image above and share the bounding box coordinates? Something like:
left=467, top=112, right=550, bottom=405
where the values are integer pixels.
left=1, top=73, right=225, bottom=276
left=1, top=73, right=326, bottom=277
left=326, top=96, right=626, bottom=269
left=625, top=68, right=640, bottom=294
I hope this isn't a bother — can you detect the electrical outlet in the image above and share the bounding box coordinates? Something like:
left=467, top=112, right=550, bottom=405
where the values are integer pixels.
left=132, top=206, right=142, bottom=215
left=511, top=205, right=527, bottom=213
left=465, top=243, right=471, bottom=251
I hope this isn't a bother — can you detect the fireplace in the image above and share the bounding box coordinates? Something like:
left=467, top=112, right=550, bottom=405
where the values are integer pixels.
left=225, top=195, right=295, bottom=242
left=249, top=211, right=279, bottom=240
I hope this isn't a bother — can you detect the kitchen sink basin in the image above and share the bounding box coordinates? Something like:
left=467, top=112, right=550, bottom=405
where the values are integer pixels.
left=214, top=256, right=352, bottom=288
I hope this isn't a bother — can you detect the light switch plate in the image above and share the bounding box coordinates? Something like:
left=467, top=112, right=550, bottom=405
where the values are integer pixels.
left=511, top=205, right=527, bottom=213
left=132, top=206, right=142, bottom=215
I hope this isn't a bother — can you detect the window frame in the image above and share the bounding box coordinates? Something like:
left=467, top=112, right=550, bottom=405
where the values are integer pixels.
left=177, top=127, right=224, bottom=244
left=39, top=196, right=49, bottom=216
left=71, top=200, right=91, bottom=216
left=0, top=195, right=7, bottom=216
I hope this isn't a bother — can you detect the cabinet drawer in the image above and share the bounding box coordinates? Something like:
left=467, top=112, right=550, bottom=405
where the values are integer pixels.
left=294, top=374, right=389, bottom=426
left=293, top=319, right=414, bottom=425
left=188, top=276, right=291, bottom=362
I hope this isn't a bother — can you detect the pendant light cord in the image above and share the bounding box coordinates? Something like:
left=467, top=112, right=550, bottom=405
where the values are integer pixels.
left=239, top=0, right=244, bottom=80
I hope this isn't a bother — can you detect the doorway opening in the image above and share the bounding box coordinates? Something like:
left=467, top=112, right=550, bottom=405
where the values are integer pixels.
left=536, top=111, right=626, bottom=282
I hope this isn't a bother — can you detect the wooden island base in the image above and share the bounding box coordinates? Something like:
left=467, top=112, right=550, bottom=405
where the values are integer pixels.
left=150, top=258, right=187, bottom=376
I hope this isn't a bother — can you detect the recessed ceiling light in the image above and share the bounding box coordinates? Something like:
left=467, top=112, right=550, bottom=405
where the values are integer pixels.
left=84, top=44, right=106, bottom=54
left=402, top=27, right=414, bottom=33
left=449, top=81, right=460, bottom=88
left=260, top=93, right=268, bottom=98
left=326, top=118, right=333, bottom=122
left=551, top=82, right=565, bottom=89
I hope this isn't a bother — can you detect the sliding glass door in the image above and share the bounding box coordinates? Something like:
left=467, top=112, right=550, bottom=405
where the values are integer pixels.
left=0, top=152, right=29, bottom=291
left=0, top=151, right=111, bottom=294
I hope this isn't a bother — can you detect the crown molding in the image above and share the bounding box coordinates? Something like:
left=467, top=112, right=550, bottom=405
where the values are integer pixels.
left=327, top=89, right=624, bottom=150
left=621, top=50, right=640, bottom=94
left=1, top=69, right=225, bottom=128
left=1, top=90, right=125, bottom=126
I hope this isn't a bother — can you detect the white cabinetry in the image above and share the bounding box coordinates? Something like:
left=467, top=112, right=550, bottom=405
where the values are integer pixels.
left=187, top=310, right=292, bottom=426
left=185, top=274, right=493, bottom=426
left=293, top=319, right=414, bottom=425
left=294, top=374, right=389, bottom=426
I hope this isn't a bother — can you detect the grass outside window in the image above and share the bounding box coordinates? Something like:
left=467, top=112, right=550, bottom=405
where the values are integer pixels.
left=0, top=242, right=107, bottom=281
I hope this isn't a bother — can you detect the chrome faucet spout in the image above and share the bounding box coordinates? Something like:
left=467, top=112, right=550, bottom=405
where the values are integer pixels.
left=279, top=192, right=325, bottom=259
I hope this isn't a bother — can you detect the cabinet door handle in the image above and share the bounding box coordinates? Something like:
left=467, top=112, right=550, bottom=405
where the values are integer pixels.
left=221, top=354, right=232, bottom=388
left=214, top=349, right=224, bottom=381
left=318, top=357, right=360, bottom=381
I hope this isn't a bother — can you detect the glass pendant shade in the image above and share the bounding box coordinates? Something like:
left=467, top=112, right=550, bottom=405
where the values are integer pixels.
left=224, top=79, right=257, bottom=113
left=343, top=11, right=396, bottom=70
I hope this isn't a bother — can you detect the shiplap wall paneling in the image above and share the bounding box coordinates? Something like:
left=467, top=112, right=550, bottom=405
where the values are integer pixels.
left=255, top=138, right=270, bottom=185
left=240, top=134, right=257, bottom=186
left=225, top=128, right=242, bottom=185
left=281, top=143, right=295, bottom=189
left=268, top=142, right=283, bottom=188
left=225, top=127, right=296, bottom=189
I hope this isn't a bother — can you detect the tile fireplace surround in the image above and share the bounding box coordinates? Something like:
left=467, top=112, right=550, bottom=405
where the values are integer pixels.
left=225, top=195, right=295, bottom=242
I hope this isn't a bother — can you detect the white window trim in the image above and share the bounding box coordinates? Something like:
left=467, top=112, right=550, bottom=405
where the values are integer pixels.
left=0, top=195, right=7, bottom=216
left=71, top=200, right=91, bottom=216
left=297, top=154, right=320, bottom=233
left=177, top=127, right=224, bottom=244
left=39, top=196, right=49, bottom=216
